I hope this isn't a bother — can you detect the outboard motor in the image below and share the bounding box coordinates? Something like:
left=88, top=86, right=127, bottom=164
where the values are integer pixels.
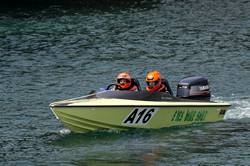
left=176, top=76, right=211, bottom=100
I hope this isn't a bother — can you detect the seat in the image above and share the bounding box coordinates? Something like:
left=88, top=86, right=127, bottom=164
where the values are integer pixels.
left=131, top=78, right=142, bottom=91
left=161, top=78, right=173, bottom=95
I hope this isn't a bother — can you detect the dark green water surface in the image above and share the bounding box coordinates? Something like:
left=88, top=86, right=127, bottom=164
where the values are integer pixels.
left=1, top=0, right=250, bottom=165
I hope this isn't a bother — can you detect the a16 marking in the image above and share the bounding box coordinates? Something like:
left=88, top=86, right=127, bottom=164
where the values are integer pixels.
left=122, top=108, right=158, bottom=125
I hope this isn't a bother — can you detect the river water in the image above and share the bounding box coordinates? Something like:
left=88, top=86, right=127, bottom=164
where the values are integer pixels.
left=1, top=0, right=250, bottom=165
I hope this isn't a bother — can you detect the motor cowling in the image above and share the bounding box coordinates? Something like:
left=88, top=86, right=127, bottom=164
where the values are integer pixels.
left=176, top=76, right=211, bottom=100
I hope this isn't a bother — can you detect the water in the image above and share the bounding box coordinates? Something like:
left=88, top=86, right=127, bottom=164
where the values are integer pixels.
left=1, top=0, right=250, bottom=165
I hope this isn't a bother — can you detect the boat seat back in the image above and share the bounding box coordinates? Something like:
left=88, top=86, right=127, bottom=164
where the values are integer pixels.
left=161, top=78, right=173, bottom=95
left=132, top=78, right=142, bottom=91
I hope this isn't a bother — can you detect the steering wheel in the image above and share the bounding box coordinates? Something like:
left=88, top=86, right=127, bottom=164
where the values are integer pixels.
left=106, top=83, right=120, bottom=90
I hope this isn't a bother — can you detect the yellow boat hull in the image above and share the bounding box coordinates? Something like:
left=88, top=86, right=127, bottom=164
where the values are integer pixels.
left=50, top=98, right=230, bottom=133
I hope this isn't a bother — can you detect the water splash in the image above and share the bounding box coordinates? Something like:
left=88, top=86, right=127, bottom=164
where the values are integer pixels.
left=213, top=95, right=250, bottom=120
left=59, top=128, right=71, bottom=135
left=225, top=99, right=250, bottom=120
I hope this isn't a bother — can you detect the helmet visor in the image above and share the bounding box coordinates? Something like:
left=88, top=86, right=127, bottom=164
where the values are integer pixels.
left=117, top=78, right=130, bottom=85
left=146, top=80, right=159, bottom=88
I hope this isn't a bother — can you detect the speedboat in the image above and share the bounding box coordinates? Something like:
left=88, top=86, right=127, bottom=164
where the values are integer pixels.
left=50, top=76, right=231, bottom=133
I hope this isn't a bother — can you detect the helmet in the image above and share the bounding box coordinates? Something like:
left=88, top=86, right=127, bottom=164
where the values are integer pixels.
left=117, top=72, right=132, bottom=89
left=145, top=71, right=162, bottom=91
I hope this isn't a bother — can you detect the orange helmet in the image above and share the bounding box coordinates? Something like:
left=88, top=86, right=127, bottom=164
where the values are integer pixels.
left=117, top=72, right=132, bottom=89
left=145, top=71, right=162, bottom=91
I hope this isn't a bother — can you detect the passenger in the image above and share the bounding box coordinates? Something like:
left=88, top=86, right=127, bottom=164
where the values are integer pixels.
left=115, top=72, right=137, bottom=91
left=145, top=70, right=167, bottom=93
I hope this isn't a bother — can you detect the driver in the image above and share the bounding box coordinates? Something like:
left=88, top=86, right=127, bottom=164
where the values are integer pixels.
left=145, top=70, right=167, bottom=93
left=115, top=72, right=137, bottom=91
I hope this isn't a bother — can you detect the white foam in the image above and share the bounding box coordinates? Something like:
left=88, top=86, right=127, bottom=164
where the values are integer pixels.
left=59, top=128, right=71, bottom=135
left=213, top=95, right=250, bottom=120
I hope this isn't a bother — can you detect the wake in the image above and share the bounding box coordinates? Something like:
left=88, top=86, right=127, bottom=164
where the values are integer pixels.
left=213, top=95, right=250, bottom=120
